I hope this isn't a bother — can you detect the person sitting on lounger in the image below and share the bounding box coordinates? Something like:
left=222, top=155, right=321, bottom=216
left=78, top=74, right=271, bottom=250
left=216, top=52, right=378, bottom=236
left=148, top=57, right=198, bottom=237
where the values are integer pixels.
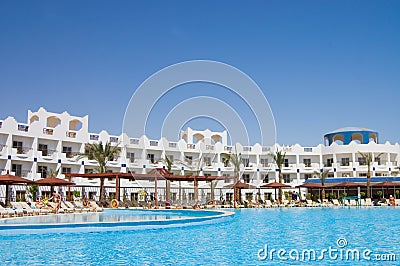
left=49, top=192, right=62, bottom=213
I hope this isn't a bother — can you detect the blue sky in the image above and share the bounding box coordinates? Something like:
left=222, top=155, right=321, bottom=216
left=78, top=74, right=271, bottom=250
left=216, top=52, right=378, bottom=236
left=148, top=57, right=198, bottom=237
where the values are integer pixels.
left=0, top=1, right=399, bottom=146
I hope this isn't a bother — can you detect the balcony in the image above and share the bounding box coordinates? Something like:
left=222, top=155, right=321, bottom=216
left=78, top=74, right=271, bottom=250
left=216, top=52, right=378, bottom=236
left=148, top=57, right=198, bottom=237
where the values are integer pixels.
left=39, top=149, right=57, bottom=158
left=17, top=124, right=29, bottom=132
left=90, top=134, right=99, bottom=141
left=66, top=131, right=77, bottom=138
left=0, top=144, right=6, bottom=153
left=149, top=141, right=158, bottom=147
left=130, top=138, right=139, bottom=145
left=224, top=146, right=232, bottom=152
left=169, top=142, right=177, bottom=148
left=64, top=151, right=80, bottom=159
left=42, top=128, right=54, bottom=135
left=243, top=146, right=252, bottom=152
left=110, top=137, right=119, bottom=143
left=187, top=144, right=196, bottom=149
left=15, top=146, right=32, bottom=155
left=206, top=145, right=214, bottom=151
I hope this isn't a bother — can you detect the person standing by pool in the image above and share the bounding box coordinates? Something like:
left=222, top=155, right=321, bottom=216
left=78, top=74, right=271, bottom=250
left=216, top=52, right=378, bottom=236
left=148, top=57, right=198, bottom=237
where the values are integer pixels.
left=389, top=195, right=395, bottom=206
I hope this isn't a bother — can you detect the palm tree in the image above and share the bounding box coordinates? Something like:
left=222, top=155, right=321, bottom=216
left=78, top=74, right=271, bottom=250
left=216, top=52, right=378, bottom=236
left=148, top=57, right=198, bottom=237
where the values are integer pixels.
left=358, top=152, right=382, bottom=198
left=270, top=149, right=286, bottom=203
left=79, top=141, right=121, bottom=203
left=313, top=169, right=330, bottom=200
left=221, top=147, right=243, bottom=207
left=160, top=155, right=173, bottom=202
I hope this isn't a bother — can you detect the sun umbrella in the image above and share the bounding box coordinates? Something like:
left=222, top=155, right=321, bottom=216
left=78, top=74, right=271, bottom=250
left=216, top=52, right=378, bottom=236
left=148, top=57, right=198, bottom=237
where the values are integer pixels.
left=0, top=171, right=35, bottom=206
left=35, top=175, right=75, bottom=194
left=260, top=182, right=291, bottom=202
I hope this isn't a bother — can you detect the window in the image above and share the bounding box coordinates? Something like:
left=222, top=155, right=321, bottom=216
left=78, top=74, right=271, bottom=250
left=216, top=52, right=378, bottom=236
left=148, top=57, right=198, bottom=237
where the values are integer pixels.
left=242, top=174, right=250, bottom=183
left=85, top=169, right=94, bottom=174
left=149, top=141, right=158, bottom=146
left=284, top=159, right=289, bottom=168
left=245, top=193, right=253, bottom=201
left=13, top=141, right=23, bottom=154
left=223, top=174, right=232, bottom=183
left=38, top=144, right=48, bottom=156
left=341, top=158, right=350, bottom=166
left=126, top=152, right=135, bottom=163
left=185, top=156, right=193, bottom=164
left=262, top=174, right=269, bottom=183
left=12, top=164, right=22, bottom=177
left=303, top=159, right=311, bottom=167
left=260, top=158, right=268, bottom=167
left=326, top=158, right=333, bottom=167
left=242, top=158, right=250, bottom=167
left=38, top=166, right=48, bottom=178
left=283, top=174, right=291, bottom=183
left=375, top=157, right=381, bottom=165
left=359, top=173, right=367, bottom=177
left=147, top=154, right=155, bottom=163
left=63, top=146, right=73, bottom=158
left=358, top=157, right=366, bottom=166
left=166, top=155, right=174, bottom=162
left=204, top=157, right=211, bottom=166
left=304, top=174, right=312, bottom=180
left=62, top=167, right=71, bottom=174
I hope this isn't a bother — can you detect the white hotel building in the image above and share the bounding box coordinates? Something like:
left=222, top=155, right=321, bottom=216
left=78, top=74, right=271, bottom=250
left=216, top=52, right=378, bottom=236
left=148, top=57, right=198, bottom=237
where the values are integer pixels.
left=1, top=108, right=399, bottom=203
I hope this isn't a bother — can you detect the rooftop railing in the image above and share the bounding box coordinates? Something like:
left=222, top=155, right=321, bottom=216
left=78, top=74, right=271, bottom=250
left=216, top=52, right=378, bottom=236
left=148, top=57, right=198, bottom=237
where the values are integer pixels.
left=18, top=124, right=29, bottom=132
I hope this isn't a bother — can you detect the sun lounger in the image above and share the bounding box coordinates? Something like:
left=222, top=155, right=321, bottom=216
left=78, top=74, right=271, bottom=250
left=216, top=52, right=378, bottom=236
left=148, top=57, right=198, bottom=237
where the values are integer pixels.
left=0, top=204, right=16, bottom=217
left=21, top=202, right=51, bottom=215
left=88, top=201, right=103, bottom=212
left=9, top=202, right=24, bottom=216
left=64, top=201, right=83, bottom=212
left=364, top=198, right=373, bottom=206
left=11, top=202, right=34, bottom=216
left=332, top=199, right=340, bottom=206
left=264, top=200, right=273, bottom=208
left=306, top=200, right=314, bottom=207
left=349, top=199, right=357, bottom=206
left=395, top=199, right=400, bottom=206
left=60, top=202, right=75, bottom=213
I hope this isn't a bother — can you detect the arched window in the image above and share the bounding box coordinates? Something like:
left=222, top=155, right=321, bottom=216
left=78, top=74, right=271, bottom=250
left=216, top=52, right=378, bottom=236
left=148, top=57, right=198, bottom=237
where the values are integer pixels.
left=46, top=116, right=61, bottom=128
left=333, top=134, right=344, bottom=145
left=351, top=133, right=363, bottom=144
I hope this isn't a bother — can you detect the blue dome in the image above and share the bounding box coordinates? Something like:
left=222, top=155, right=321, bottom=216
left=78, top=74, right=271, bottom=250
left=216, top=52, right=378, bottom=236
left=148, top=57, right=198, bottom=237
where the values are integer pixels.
left=324, top=127, right=378, bottom=146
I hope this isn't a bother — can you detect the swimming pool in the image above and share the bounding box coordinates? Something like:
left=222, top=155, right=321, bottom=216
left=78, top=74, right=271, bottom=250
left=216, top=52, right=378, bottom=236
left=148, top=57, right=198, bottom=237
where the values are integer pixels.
left=1, top=207, right=399, bottom=265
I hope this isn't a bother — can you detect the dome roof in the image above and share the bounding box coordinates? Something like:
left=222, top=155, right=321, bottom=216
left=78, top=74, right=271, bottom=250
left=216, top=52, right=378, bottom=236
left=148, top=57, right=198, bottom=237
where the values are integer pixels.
left=325, top=127, right=376, bottom=135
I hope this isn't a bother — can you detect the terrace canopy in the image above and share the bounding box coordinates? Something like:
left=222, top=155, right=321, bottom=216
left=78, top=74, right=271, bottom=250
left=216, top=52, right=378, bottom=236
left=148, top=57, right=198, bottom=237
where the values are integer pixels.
left=260, top=182, right=291, bottom=202
left=35, top=175, right=75, bottom=197
left=0, top=171, right=35, bottom=206
left=66, top=169, right=235, bottom=206
left=372, top=180, right=400, bottom=198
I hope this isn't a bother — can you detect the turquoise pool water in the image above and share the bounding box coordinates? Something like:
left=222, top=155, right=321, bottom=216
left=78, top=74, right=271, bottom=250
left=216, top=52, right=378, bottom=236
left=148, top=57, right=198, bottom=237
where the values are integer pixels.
left=1, top=207, right=399, bottom=265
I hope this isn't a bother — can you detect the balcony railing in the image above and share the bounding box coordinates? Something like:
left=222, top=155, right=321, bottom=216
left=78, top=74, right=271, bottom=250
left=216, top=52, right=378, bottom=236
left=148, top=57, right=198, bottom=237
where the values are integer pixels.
left=243, top=146, right=252, bottom=152
left=14, top=146, right=32, bottom=155
left=18, top=124, right=29, bottom=132
left=206, top=145, right=214, bottom=151
left=110, top=137, right=119, bottom=143
left=169, top=142, right=177, bottom=148
left=66, top=131, right=77, bottom=138
left=0, top=144, right=6, bottom=152
left=130, top=138, right=139, bottom=145
left=65, top=151, right=80, bottom=158
left=90, top=134, right=99, bottom=141
left=149, top=141, right=158, bottom=147
left=42, top=128, right=54, bottom=135
left=39, top=149, right=57, bottom=157
left=187, top=144, right=196, bottom=149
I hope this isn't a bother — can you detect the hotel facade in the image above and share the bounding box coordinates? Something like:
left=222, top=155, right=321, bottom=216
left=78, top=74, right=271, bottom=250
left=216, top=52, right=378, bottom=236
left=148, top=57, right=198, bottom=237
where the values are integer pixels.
left=1, top=108, right=399, bottom=203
